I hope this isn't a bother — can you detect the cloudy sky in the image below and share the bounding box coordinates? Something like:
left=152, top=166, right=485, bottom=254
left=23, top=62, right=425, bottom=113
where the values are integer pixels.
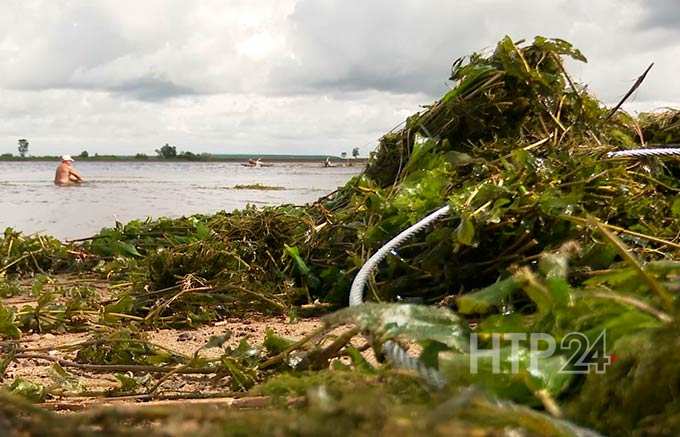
left=0, top=0, right=678, bottom=157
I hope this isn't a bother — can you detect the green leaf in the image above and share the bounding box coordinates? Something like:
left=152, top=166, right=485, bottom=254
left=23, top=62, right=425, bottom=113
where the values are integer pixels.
left=345, top=346, right=376, bottom=374
left=194, top=222, right=211, bottom=240
left=263, top=328, right=295, bottom=355
left=440, top=345, right=573, bottom=405
left=48, top=363, right=85, bottom=393
left=0, top=303, right=21, bottom=339
left=103, top=295, right=135, bottom=322
left=327, top=303, right=468, bottom=352
left=0, top=348, right=15, bottom=376
left=545, top=277, right=571, bottom=308
left=457, top=278, right=520, bottom=315
left=112, top=372, right=153, bottom=395
left=284, top=244, right=321, bottom=289
left=456, top=215, right=475, bottom=246
left=227, top=338, right=262, bottom=369
left=221, top=357, right=257, bottom=391
left=476, top=312, right=540, bottom=335
left=672, top=197, right=680, bottom=218
left=445, top=150, right=473, bottom=166
left=75, top=329, right=181, bottom=366
left=419, top=340, right=449, bottom=369
left=515, top=269, right=556, bottom=316
left=533, top=35, right=587, bottom=63
left=113, top=241, right=142, bottom=258
left=9, top=378, right=46, bottom=402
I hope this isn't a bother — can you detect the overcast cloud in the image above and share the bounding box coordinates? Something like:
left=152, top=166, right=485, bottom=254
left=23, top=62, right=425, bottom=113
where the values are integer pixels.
left=0, top=0, right=678, bottom=156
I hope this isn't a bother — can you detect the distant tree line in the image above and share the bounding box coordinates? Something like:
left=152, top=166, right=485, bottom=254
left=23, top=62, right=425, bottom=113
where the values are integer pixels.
left=1, top=140, right=213, bottom=161
left=2, top=138, right=358, bottom=163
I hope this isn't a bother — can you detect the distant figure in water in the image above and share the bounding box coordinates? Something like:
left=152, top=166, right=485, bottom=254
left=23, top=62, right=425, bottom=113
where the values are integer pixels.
left=54, top=155, right=84, bottom=185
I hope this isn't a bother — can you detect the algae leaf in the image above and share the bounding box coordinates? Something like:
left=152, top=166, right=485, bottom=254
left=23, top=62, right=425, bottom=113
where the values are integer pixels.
left=75, top=330, right=180, bottom=366
left=284, top=244, right=321, bottom=290
left=672, top=197, right=680, bottom=218
left=439, top=346, right=572, bottom=406
left=114, top=241, right=142, bottom=258
left=48, top=363, right=85, bottom=394
left=457, top=277, right=519, bottom=315
left=221, top=357, right=257, bottom=391
left=263, top=328, right=295, bottom=355
left=112, top=372, right=153, bottom=395
left=326, top=303, right=468, bottom=352
left=9, top=378, right=46, bottom=403
left=345, top=346, right=377, bottom=374
left=533, top=36, right=587, bottom=63
left=456, top=215, right=476, bottom=246
left=0, top=303, right=21, bottom=339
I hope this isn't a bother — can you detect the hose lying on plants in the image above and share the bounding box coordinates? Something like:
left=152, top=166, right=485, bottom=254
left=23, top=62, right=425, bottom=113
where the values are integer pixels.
left=607, top=147, right=680, bottom=158
left=349, top=204, right=451, bottom=388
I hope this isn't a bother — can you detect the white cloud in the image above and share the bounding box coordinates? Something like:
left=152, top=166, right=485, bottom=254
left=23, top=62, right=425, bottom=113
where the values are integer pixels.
left=0, top=0, right=678, bottom=156
left=0, top=86, right=424, bottom=156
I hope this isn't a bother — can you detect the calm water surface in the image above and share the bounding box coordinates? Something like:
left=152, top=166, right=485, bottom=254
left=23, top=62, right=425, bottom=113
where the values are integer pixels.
left=0, top=161, right=361, bottom=240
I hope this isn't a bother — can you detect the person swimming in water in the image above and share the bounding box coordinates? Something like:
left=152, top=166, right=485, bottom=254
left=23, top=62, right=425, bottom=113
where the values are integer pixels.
left=54, top=155, right=84, bottom=185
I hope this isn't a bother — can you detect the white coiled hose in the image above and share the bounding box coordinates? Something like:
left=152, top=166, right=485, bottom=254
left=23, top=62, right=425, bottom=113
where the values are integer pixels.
left=349, top=205, right=451, bottom=306
left=349, top=205, right=451, bottom=388
left=607, top=148, right=680, bottom=158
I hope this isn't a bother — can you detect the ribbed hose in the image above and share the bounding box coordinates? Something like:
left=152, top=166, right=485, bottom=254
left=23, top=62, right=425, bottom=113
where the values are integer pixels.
left=349, top=205, right=451, bottom=388
left=349, top=205, right=451, bottom=306
left=607, top=148, right=680, bottom=158
left=382, top=340, right=447, bottom=388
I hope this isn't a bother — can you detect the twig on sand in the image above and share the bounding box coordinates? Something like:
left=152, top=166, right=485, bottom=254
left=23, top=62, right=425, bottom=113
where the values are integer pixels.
left=14, top=353, right=217, bottom=375
left=40, top=395, right=303, bottom=412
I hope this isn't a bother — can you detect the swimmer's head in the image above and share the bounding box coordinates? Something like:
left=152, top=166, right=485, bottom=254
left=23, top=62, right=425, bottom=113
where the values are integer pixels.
left=61, top=155, right=74, bottom=163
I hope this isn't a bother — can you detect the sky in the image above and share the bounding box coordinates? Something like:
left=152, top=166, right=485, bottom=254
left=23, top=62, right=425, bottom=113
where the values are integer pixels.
left=0, top=0, right=679, bottom=157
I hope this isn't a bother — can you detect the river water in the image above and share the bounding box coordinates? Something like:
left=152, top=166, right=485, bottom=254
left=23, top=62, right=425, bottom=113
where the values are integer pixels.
left=0, top=161, right=361, bottom=240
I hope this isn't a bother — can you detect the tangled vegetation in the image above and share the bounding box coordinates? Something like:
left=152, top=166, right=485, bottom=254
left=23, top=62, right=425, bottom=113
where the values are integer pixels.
left=3, top=36, right=680, bottom=435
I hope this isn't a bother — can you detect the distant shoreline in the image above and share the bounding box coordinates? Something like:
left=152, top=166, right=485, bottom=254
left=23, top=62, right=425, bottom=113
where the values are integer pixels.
left=0, top=155, right=369, bottom=164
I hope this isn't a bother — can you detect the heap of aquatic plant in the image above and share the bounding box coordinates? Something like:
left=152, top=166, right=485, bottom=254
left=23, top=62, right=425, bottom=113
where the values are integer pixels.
left=78, top=36, right=680, bottom=318
left=3, top=36, right=680, bottom=435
